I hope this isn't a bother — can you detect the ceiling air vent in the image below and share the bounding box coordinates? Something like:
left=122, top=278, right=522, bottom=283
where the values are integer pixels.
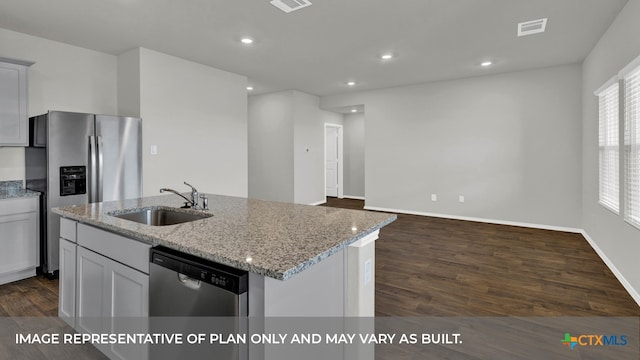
left=270, top=0, right=312, bottom=13
left=517, top=18, right=547, bottom=37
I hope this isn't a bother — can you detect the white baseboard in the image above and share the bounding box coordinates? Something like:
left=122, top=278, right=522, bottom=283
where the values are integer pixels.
left=309, top=200, right=326, bottom=206
left=343, top=195, right=365, bottom=200
left=0, top=267, right=36, bottom=286
left=363, top=206, right=583, bottom=233
left=580, top=231, right=640, bottom=306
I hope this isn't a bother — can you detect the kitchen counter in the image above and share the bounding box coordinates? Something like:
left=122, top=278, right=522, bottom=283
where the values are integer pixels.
left=0, top=180, right=39, bottom=199
left=53, top=194, right=396, bottom=280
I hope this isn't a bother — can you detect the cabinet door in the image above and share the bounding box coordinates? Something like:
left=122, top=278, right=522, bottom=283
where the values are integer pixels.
left=59, top=238, right=77, bottom=327
left=0, top=61, right=28, bottom=146
left=107, top=260, right=149, bottom=360
left=76, top=247, right=108, bottom=335
left=0, top=199, right=38, bottom=285
left=76, top=245, right=149, bottom=360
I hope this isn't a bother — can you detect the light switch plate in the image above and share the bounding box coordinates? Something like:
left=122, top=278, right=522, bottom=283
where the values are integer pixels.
left=150, top=145, right=158, bottom=155
left=431, top=194, right=437, bottom=202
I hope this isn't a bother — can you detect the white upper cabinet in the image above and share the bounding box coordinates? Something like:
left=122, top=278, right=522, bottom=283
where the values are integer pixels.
left=0, top=57, right=33, bottom=146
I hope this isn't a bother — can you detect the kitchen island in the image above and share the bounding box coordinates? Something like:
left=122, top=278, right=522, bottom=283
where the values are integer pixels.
left=54, top=194, right=395, bottom=360
left=53, top=194, right=395, bottom=282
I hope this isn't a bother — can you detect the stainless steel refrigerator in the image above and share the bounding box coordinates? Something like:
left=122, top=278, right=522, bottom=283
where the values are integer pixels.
left=25, top=111, right=142, bottom=277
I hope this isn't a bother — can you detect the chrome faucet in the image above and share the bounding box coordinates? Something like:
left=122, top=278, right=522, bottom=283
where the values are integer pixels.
left=183, top=181, right=198, bottom=209
left=160, top=181, right=199, bottom=209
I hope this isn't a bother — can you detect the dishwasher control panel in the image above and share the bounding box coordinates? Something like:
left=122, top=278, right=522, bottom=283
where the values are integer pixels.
left=151, top=246, right=248, bottom=294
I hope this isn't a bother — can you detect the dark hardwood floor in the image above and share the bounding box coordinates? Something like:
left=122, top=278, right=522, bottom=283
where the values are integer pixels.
left=323, top=197, right=640, bottom=316
left=0, top=276, right=107, bottom=359
left=0, top=276, right=59, bottom=317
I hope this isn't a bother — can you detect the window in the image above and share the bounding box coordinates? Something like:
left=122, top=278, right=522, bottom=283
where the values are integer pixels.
left=596, top=81, right=619, bottom=213
left=623, top=64, right=640, bottom=228
left=597, top=56, right=640, bottom=230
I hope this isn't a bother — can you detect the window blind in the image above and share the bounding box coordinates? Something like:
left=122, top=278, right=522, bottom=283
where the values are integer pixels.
left=597, top=82, right=620, bottom=213
left=624, top=65, right=640, bottom=228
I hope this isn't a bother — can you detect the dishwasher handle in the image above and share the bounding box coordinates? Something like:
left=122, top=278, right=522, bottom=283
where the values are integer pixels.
left=178, top=273, right=202, bottom=290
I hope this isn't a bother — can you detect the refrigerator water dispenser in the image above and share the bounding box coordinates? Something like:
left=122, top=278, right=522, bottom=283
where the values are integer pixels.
left=60, top=166, right=86, bottom=196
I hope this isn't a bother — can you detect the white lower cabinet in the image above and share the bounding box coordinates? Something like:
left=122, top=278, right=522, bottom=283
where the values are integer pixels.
left=77, top=247, right=149, bottom=360
left=59, top=219, right=150, bottom=360
left=0, top=196, right=38, bottom=285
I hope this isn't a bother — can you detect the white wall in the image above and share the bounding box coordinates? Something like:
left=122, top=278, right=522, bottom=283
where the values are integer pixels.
left=322, top=64, right=583, bottom=228
left=343, top=113, right=365, bottom=198
left=0, top=28, right=117, bottom=182
left=248, top=90, right=343, bottom=204
left=122, top=48, right=248, bottom=197
left=581, top=0, right=640, bottom=302
left=248, top=90, right=295, bottom=203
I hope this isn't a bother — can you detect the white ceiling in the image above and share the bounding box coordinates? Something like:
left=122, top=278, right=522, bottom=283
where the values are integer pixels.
left=0, top=0, right=628, bottom=96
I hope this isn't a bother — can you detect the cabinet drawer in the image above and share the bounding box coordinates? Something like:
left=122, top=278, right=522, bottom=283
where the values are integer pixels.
left=77, top=224, right=150, bottom=274
left=60, top=218, right=77, bottom=242
left=0, top=196, right=38, bottom=216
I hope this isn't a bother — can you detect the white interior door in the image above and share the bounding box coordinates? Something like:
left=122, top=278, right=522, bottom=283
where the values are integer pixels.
left=326, top=126, right=339, bottom=197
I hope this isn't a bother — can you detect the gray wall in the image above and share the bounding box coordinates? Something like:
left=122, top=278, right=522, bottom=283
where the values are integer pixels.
left=322, top=64, right=583, bottom=228
left=116, top=48, right=140, bottom=118
left=582, top=0, right=640, bottom=301
left=248, top=90, right=295, bottom=203
left=118, top=48, right=249, bottom=198
left=248, top=90, right=342, bottom=204
left=343, top=113, right=365, bottom=198
left=293, top=91, right=343, bottom=205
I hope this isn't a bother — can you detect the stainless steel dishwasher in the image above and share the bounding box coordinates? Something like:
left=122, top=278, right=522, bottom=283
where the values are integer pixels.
left=149, top=246, right=248, bottom=316
left=149, top=246, right=249, bottom=360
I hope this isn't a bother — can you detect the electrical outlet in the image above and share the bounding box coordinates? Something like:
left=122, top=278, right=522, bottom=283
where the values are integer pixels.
left=459, top=195, right=465, bottom=203
left=431, top=194, right=437, bottom=202
left=364, top=258, right=372, bottom=285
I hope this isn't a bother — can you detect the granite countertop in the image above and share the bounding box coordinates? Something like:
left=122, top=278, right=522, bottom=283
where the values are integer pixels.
left=0, top=180, right=40, bottom=200
left=53, top=194, right=396, bottom=280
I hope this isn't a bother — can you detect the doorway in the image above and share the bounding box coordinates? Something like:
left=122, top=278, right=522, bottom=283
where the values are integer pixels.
left=324, top=123, right=343, bottom=198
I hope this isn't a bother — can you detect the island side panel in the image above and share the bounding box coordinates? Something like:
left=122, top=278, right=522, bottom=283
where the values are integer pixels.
left=347, top=241, right=375, bottom=316
left=249, top=249, right=346, bottom=317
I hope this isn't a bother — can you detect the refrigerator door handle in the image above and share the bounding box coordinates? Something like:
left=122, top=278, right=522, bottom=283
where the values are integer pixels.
left=88, top=135, right=98, bottom=203
left=97, top=135, right=104, bottom=202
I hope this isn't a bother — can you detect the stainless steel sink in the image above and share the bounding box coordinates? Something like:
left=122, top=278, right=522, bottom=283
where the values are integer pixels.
left=109, top=207, right=212, bottom=226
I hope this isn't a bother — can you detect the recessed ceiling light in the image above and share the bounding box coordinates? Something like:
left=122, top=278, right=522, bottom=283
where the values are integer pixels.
left=351, top=109, right=357, bottom=113
left=240, top=37, right=254, bottom=45
left=247, top=86, right=254, bottom=91
left=347, top=81, right=356, bottom=86
left=380, top=53, right=394, bottom=60
left=481, top=61, right=492, bottom=67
